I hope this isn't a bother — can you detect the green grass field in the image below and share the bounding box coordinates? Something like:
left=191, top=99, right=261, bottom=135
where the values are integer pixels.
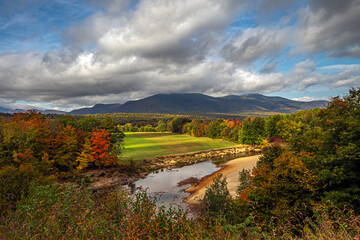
left=122, top=132, right=237, bottom=161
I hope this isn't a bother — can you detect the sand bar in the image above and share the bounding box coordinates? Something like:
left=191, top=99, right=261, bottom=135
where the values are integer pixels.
left=185, top=155, right=260, bottom=206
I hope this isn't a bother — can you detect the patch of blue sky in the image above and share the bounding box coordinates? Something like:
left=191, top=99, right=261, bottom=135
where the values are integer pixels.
left=265, top=88, right=324, bottom=101
left=278, top=52, right=307, bottom=73
left=250, top=47, right=299, bottom=74
left=266, top=85, right=350, bottom=101
left=14, top=100, right=53, bottom=110
left=129, top=0, right=141, bottom=11
left=214, top=13, right=258, bottom=53
left=306, top=86, right=351, bottom=99
left=0, top=0, right=95, bottom=53
left=229, top=12, right=258, bottom=31
left=0, top=29, right=62, bottom=53
left=315, top=53, right=360, bottom=69
left=225, top=13, right=258, bottom=40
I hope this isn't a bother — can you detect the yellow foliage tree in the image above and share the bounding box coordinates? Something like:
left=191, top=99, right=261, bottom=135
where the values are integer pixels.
left=76, top=138, right=94, bottom=170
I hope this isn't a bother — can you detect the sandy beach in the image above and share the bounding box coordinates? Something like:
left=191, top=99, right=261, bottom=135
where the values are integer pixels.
left=185, top=155, right=260, bottom=206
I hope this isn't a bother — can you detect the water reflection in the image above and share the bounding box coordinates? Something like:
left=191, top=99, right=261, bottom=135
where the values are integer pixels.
left=132, top=161, right=220, bottom=210
left=129, top=151, right=259, bottom=211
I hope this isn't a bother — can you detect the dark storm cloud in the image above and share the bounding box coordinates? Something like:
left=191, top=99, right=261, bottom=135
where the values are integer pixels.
left=297, top=0, right=360, bottom=57
left=309, top=0, right=353, bottom=18
left=221, top=27, right=291, bottom=65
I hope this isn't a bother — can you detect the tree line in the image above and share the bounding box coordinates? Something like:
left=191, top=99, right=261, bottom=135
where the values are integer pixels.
left=118, top=107, right=321, bottom=146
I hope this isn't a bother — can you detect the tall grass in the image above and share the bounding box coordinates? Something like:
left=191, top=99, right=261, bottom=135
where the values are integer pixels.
left=0, top=183, right=230, bottom=239
left=1, top=183, right=359, bottom=239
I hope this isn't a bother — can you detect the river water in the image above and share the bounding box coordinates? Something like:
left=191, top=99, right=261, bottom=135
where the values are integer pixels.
left=131, top=160, right=220, bottom=211
left=128, top=152, right=258, bottom=212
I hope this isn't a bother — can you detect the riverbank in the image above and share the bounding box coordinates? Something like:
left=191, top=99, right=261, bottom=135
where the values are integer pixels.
left=85, top=145, right=260, bottom=191
left=185, top=155, right=260, bottom=206
left=82, top=145, right=260, bottom=191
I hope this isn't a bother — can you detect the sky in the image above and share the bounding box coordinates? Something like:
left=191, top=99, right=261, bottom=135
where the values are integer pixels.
left=0, top=0, right=359, bottom=111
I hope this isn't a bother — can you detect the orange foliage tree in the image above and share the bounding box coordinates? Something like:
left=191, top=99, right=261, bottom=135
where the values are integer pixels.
left=90, top=128, right=118, bottom=168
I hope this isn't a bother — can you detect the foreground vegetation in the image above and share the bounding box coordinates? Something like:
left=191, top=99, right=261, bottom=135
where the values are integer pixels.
left=1, top=181, right=359, bottom=239
left=122, top=132, right=236, bottom=161
left=1, top=88, right=360, bottom=239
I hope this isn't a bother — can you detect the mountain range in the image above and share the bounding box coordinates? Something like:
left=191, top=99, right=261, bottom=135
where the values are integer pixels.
left=0, top=106, right=66, bottom=115
left=0, top=93, right=328, bottom=115
left=69, top=93, right=328, bottom=115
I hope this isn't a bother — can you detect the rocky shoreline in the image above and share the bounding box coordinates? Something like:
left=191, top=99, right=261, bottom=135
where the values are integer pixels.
left=86, top=144, right=260, bottom=191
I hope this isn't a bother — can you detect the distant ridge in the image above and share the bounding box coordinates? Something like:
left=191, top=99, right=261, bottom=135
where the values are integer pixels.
left=0, top=107, right=67, bottom=115
left=0, top=106, right=10, bottom=113
left=70, top=93, right=328, bottom=115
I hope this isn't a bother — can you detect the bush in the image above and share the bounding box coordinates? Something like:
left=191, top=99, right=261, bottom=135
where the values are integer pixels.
left=201, top=174, right=231, bottom=223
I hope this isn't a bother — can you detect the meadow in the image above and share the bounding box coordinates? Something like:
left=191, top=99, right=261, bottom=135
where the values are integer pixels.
left=122, top=132, right=237, bottom=161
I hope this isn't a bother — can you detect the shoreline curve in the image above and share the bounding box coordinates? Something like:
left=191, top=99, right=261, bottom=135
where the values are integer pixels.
left=184, top=155, right=260, bottom=206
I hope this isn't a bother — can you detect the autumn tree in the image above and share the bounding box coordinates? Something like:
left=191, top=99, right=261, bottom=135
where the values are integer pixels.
left=53, top=125, right=79, bottom=171
left=90, top=128, right=118, bottom=168
left=207, top=119, right=227, bottom=139
left=250, top=151, right=318, bottom=219
left=156, top=120, right=166, bottom=132
left=77, top=116, right=101, bottom=132
left=264, top=114, right=282, bottom=139
left=238, top=117, right=265, bottom=145
left=169, top=117, right=191, bottom=133
left=276, top=118, right=303, bottom=141
left=100, top=116, right=117, bottom=132
left=144, top=124, right=155, bottom=132
left=58, top=115, right=77, bottom=128
left=123, top=123, right=133, bottom=132
left=76, top=138, right=93, bottom=170
left=109, top=128, right=125, bottom=159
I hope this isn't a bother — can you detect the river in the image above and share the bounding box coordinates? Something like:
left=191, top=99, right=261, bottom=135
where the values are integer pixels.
left=129, top=152, right=260, bottom=212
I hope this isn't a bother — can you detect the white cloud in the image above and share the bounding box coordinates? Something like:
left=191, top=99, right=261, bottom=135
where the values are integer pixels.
left=296, top=0, right=360, bottom=57
left=291, top=96, right=327, bottom=102
left=319, top=64, right=360, bottom=71
left=96, top=0, right=243, bottom=62
left=0, top=0, right=359, bottom=111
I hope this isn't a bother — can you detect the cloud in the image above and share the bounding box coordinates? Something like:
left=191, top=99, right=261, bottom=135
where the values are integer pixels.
left=297, top=0, right=360, bottom=57
left=292, top=59, right=316, bottom=76
left=260, top=62, right=277, bottom=73
left=221, top=27, right=291, bottom=65
left=96, top=0, right=244, bottom=63
left=0, top=47, right=358, bottom=111
left=292, top=60, right=360, bottom=91
left=318, top=64, right=360, bottom=71
left=291, top=96, right=327, bottom=102
left=0, top=0, right=359, bottom=111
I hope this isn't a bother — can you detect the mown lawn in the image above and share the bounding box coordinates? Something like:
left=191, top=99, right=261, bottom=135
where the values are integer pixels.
left=122, top=132, right=237, bottom=161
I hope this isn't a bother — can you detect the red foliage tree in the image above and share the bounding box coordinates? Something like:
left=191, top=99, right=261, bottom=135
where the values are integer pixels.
left=90, top=128, right=117, bottom=168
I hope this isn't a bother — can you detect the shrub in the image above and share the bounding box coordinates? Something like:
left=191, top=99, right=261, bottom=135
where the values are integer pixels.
left=201, top=174, right=231, bottom=223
